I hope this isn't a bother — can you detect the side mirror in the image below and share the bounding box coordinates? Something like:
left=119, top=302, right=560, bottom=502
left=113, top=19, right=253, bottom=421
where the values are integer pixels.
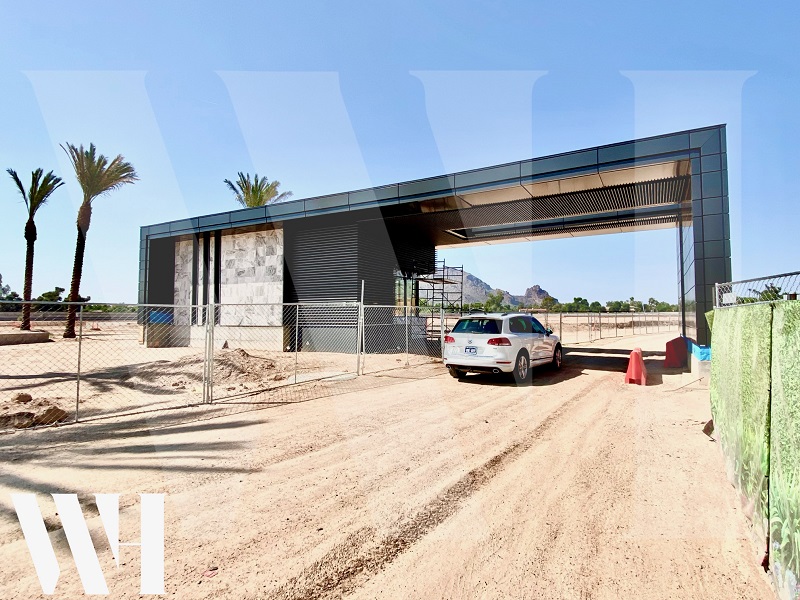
left=545, top=327, right=553, bottom=336
left=445, top=328, right=451, bottom=334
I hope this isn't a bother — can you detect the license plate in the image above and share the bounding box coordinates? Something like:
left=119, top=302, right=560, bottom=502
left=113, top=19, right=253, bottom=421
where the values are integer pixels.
left=465, top=346, right=477, bottom=355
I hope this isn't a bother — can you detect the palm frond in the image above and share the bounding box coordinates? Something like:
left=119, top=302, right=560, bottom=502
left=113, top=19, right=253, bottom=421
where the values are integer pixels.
left=7, top=168, right=29, bottom=211
left=224, top=171, right=292, bottom=208
left=61, top=142, right=138, bottom=204
left=224, top=174, right=247, bottom=207
left=7, top=167, right=64, bottom=217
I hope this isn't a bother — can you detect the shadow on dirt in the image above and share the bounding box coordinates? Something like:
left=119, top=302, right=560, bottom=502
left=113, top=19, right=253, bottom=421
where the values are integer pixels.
left=564, top=346, right=688, bottom=386
left=456, top=344, right=684, bottom=388
left=453, top=363, right=583, bottom=388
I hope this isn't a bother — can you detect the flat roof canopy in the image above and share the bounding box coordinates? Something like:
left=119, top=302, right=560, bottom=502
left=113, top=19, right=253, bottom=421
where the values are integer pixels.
left=385, top=159, right=691, bottom=248
left=142, top=126, right=712, bottom=248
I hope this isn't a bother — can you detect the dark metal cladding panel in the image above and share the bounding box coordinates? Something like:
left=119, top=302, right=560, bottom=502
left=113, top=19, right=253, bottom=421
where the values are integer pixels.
left=389, top=228, right=436, bottom=277
left=283, top=220, right=360, bottom=302
left=146, top=237, right=176, bottom=304
left=358, top=222, right=397, bottom=305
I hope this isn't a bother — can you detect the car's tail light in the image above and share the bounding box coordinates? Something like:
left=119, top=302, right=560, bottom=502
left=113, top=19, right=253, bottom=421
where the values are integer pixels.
left=444, top=335, right=455, bottom=344
left=487, top=337, right=512, bottom=346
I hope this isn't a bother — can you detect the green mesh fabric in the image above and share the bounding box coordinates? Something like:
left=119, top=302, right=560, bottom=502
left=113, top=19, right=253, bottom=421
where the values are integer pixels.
left=709, top=305, right=772, bottom=539
left=770, top=301, right=800, bottom=600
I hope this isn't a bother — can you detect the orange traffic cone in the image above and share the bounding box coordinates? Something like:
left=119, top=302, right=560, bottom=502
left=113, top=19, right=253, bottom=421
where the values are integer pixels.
left=624, top=348, right=647, bottom=385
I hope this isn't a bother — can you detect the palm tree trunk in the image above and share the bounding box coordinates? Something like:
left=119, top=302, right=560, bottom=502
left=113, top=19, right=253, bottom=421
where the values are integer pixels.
left=21, top=219, right=36, bottom=331
left=64, top=203, right=91, bottom=338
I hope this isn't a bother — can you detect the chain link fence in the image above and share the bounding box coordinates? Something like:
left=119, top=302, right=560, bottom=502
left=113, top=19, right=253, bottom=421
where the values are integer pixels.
left=448, top=310, right=680, bottom=344
left=0, top=301, right=446, bottom=433
left=715, top=270, right=800, bottom=308
left=361, top=306, right=448, bottom=375
left=1, top=300, right=681, bottom=433
left=553, top=311, right=681, bottom=344
left=208, top=303, right=360, bottom=402
left=0, top=301, right=206, bottom=431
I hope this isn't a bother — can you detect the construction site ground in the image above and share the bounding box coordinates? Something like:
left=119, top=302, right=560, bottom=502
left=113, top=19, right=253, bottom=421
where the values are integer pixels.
left=0, top=331, right=774, bottom=599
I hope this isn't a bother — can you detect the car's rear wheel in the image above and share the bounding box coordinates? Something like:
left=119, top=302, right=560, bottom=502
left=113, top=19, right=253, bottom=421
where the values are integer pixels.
left=551, top=344, right=563, bottom=370
left=512, top=350, right=530, bottom=384
left=449, top=367, right=466, bottom=379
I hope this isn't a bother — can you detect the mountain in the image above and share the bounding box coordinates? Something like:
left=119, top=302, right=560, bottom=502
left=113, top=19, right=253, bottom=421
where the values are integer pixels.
left=421, top=269, right=556, bottom=307
left=520, top=284, right=552, bottom=307
left=463, top=272, right=493, bottom=305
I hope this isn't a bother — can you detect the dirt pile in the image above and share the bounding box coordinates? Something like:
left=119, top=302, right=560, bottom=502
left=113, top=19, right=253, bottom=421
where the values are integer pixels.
left=0, top=393, right=69, bottom=429
left=126, top=348, right=293, bottom=393
left=214, top=348, right=278, bottom=383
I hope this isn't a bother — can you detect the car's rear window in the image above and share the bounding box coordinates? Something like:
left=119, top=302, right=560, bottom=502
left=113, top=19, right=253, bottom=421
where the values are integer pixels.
left=452, top=318, right=501, bottom=334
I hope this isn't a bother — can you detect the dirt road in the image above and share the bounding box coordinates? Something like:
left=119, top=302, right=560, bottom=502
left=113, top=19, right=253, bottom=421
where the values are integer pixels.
left=0, top=332, right=774, bottom=599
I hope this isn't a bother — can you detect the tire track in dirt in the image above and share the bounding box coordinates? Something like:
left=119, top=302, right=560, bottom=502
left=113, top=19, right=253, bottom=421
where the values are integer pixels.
left=267, top=370, right=617, bottom=600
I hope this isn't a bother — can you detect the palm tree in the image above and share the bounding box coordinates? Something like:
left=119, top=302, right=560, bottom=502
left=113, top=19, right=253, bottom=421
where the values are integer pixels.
left=224, top=172, right=292, bottom=208
left=61, top=143, right=138, bottom=338
left=7, top=168, right=64, bottom=330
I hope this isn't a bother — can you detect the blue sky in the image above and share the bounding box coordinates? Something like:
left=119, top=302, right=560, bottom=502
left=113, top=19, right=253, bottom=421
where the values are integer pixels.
left=0, top=2, right=798, bottom=304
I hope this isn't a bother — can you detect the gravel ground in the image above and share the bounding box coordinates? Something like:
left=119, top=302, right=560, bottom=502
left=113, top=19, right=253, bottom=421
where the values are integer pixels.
left=0, top=332, right=774, bottom=599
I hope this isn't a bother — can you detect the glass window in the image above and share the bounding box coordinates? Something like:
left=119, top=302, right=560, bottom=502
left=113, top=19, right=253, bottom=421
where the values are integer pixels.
left=531, top=318, right=547, bottom=334
left=509, top=316, right=531, bottom=333
left=452, top=318, right=501, bottom=334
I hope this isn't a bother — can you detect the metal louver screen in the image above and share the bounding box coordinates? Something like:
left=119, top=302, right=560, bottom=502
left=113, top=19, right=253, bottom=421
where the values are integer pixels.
left=284, top=222, right=359, bottom=302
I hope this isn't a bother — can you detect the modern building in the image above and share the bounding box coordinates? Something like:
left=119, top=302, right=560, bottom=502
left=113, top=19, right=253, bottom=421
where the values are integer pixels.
left=140, top=125, right=730, bottom=355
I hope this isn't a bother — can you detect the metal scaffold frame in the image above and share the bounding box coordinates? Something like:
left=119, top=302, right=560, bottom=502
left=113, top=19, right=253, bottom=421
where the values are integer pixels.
left=416, top=258, right=464, bottom=313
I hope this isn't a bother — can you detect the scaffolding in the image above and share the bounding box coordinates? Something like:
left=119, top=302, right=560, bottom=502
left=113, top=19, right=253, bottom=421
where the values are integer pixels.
left=417, top=259, right=464, bottom=312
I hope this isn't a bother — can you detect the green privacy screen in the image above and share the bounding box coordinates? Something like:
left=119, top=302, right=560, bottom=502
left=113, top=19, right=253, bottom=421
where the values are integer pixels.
left=770, top=301, right=800, bottom=600
left=710, top=304, right=772, bottom=540
left=711, top=301, right=800, bottom=600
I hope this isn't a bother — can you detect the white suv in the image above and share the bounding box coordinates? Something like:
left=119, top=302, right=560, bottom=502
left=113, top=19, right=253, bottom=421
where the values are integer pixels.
left=443, top=312, right=562, bottom=383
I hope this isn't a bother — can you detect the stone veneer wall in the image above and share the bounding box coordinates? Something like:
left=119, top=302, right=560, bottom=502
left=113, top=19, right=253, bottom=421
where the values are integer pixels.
left=167, top=226, right=284, bottom=349
left=174, top=238, right=194, bottom=328
left=219, top=226, right=283, bottom=308
left=216, top=226, right=284, bottom=349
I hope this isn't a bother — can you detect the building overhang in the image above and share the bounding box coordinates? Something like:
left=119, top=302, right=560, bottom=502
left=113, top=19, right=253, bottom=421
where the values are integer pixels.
left=141, top=126, right=714, bottom=244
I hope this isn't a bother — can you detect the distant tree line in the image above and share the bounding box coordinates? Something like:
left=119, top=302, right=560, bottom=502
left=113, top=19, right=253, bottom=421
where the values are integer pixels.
left=420, top=291, right=680, bottom=313
left=0, top=277, right=92, bottom=312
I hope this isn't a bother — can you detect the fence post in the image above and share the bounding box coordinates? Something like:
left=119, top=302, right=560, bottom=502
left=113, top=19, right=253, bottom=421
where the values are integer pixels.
left=208, top=302, right=215, bottom=402
left=206, top=306, right=210, bottom=403
left=203, top=305, right=208, bottom=403
left=75, top=305, right=84, bottom=422
left=598, top=312, right=602, bottom=339
left=358, top=280, right=365, bottom=376
left=405, top=305, right=409, bottom=366
left=354, top=302, right=361, bottom=376
left=440, top=306, right=445, bottom=360
left=559, top=312, right=563, bottom=341
left=201, top=302, right=215, bottom=404
left=295, top=304, right=300, bottom=384
left=202, top=308, right=207, bottom=404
